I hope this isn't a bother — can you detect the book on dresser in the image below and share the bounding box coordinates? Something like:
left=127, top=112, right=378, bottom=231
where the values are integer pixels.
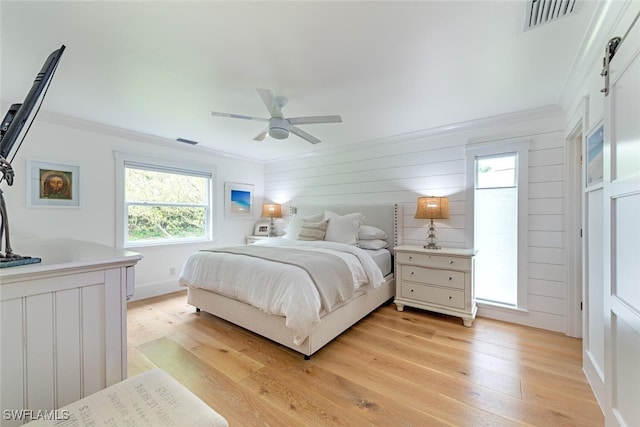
left=393, top=245, right=477, bottom=327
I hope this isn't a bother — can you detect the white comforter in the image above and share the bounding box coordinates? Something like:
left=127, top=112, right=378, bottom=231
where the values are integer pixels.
left=179, top=238, right=385, bottom=345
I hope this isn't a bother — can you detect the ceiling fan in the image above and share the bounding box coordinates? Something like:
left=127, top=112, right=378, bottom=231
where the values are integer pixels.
left=210, top=88, right=342, bottom=144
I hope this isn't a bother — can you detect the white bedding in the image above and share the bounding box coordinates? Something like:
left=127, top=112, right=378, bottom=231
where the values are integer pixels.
left=366, top=248, right=392, bottom=276
left=179, top=239, right=385, bottom=345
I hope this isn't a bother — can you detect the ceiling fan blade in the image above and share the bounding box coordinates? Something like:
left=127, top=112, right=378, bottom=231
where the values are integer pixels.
left=210, top=111, right=268, bottom=121
left=253, top=128, right=269, bottom=141
left=287, top=115, right=342, bottom=125
left=289, top=125, right=321, bottom=144
left=257, top=88, right=284, bottom=118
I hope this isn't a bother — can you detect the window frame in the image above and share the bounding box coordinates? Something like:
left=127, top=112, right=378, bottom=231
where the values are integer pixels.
left=115, top=151, right=216, bottom=248
left=465, top=140, right=529, bottom=310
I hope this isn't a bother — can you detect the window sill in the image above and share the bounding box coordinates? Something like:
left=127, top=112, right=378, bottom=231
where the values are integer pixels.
left=124, top=238, right=215, bottom=250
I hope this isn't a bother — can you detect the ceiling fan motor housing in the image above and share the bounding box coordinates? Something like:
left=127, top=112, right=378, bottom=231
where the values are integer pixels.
left=268, top=117, right=289, bottom=139
left=211, top=89, right=341, bottom=143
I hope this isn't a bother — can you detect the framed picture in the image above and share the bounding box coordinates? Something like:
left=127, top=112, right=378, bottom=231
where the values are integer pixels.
left=586, top=121, right=604, bottom=188
left=254, top=221, right=271, bottom=236
left=28, top=160, right=80, bottom=208
left=224, top=182, right=254, bottom=218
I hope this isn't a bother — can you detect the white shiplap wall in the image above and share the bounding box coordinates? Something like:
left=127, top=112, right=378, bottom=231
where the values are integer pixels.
left=264, top=107, right=571, bottom=333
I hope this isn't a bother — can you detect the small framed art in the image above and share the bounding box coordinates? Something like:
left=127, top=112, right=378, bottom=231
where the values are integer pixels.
left=28, top=160, right=80, bottom=207
left=586, top=121, right=604, bottom=188
left=254, top=222, right=271, bottom=236
left=224, top=182, right=254, bottom=218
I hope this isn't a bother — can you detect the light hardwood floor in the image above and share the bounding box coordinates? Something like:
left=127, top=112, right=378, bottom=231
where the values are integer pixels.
left=127, top=291, right=603, bottom=426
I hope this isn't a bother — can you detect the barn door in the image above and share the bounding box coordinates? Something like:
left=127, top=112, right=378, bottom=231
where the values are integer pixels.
left=602, top=14, right=640, bottom=427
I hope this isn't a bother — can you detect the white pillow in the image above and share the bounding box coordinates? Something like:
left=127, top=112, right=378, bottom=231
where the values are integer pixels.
left=358, top=239, right=388, bottom=250
left=297, top=219, right=329, bottom=241
left=323, top=211, right=363, bottom=245
left=284, top=212, right=323, bottom=240
left=358, top=225, right=388, bottom=240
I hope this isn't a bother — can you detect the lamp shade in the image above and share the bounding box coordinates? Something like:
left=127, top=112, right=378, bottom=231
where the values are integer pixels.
left=261, top=203, right=282, bottom=218
left=415, top=197, right=449, bottom=219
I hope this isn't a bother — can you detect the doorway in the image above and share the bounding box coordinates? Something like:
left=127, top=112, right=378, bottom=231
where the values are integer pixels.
left=566, top=122, right=583, bottom=339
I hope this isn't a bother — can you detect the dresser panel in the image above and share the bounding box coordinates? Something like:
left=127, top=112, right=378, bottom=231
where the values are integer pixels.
left=400, top=265, right=465, bottom=289
left=0, top=239, right=142, bottom=423
left=396, top=251, right=471, bottom=271
left=393, top=245, right=477, bottom=327
left=400, top=282, right=465, bottom=309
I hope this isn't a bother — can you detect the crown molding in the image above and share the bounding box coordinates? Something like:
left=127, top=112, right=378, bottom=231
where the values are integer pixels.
left=33, top=105, right=562, bottom=166
left=263, top=105, right=564, bottom=164
left=35, top=110, right=263, bottom=164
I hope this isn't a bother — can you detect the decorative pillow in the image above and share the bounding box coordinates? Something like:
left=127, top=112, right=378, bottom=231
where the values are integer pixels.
left=357, top=239, right=388, bottom=250
left=297, top=219, right=329, bottom=241
left=283, top=212, right=323, bottom=240
left=358, top=225, right=388, bottom=240
left=323, top=211, right=363, bottom=245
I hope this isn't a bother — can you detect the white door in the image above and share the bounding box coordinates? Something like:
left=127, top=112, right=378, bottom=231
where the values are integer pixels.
left=602, top=15, right=640, bottom=427
left=582, top=112, right=607, bottom=407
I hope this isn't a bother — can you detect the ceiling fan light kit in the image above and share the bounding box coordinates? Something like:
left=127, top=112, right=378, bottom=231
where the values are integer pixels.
left=210, top=88, right=342, bottom=144
left=267, top=117, right=289, bottom=139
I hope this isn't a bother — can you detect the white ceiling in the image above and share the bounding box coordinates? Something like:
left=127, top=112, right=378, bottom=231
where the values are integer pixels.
left=1, top=1, right=599, bottom=162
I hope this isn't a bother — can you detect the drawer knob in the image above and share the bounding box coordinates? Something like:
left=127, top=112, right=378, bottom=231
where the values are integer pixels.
left=449, top=260, right=454, bottom=265
left=448, top=277, right=453, bottom=281
left=410, top=289, right=415, bottom=293
left=408, top=256, right=413, bottom=260
left=448, top=296, right=453, bottom=300
left=410, top=271, right=415, bottom=275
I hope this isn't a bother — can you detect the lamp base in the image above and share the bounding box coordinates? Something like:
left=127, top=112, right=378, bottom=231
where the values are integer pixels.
left=268, top=218, right=277, bottom=237
left=423, top=218, right=442, bottom=250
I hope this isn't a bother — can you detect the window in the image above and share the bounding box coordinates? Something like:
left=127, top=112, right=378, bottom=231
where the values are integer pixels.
left=115, top=153, right=214, bottom=247
left=475, top=154, right=518, bottom=305
left=465, top=141, right=528, bottom=309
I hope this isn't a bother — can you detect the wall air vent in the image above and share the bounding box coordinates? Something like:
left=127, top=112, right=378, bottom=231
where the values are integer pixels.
left=524, top=0, right=578, bottom=31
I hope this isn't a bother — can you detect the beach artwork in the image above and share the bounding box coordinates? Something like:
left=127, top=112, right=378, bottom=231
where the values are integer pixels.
left=586, top=122, right=603, bottom=187
left=230, top=189, right=251, bottom=213
left=225, top=182, right=254, bottom=218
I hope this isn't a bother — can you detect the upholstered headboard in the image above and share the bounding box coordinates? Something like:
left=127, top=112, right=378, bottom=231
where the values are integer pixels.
left=289, top=204, right=402, bottom=249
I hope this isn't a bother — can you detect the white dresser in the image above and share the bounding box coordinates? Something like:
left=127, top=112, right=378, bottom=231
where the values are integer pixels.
left=0, top=239, right=142, bottom=426
left=394, top=245, right=477, bottom=327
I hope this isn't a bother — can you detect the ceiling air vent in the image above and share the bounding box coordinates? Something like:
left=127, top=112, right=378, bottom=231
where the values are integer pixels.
left=176, top=137, right=199, bottom=145
left=524, top=0, right=578, bottom=31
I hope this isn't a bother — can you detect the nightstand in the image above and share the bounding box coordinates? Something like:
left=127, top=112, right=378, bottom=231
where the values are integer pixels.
left=246, top=235, right=268, bottom=244
left=394, top=245, right=477, bottom=327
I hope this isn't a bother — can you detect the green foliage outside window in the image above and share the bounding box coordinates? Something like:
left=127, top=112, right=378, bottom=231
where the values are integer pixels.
left=127, top=205, right=206, bottom=241
left=126, top=167, right=209, bottom=242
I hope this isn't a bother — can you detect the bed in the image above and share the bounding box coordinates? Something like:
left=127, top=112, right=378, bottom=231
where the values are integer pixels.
left=179, top=204, right=402, bottom=358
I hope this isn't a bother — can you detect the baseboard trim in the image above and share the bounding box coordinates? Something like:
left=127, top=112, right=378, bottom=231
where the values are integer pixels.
left=583, top=350, right=606, bottom=414
left=128, top=280, right=182, bottom=302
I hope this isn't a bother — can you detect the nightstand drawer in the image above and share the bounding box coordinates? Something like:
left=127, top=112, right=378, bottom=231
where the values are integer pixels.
left=396, top=252, right=471, bottom=271
left=400, top=282, right=465, bottom=309
left=401, top=266, right=465, bottom=290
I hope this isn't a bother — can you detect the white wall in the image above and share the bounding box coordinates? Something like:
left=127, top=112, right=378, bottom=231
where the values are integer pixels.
left=264, top=106, right=570, bottom=332
left=4, top=113, right=264, bottom=300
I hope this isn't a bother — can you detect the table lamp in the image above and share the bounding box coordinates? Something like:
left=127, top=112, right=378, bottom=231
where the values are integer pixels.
left=261, top=203, right=282, bottom=237
left=415, top=196, right=449, bottom=249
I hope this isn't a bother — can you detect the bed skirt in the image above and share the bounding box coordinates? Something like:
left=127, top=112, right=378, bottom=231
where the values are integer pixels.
left=187, top=274, right=394, bottom=358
